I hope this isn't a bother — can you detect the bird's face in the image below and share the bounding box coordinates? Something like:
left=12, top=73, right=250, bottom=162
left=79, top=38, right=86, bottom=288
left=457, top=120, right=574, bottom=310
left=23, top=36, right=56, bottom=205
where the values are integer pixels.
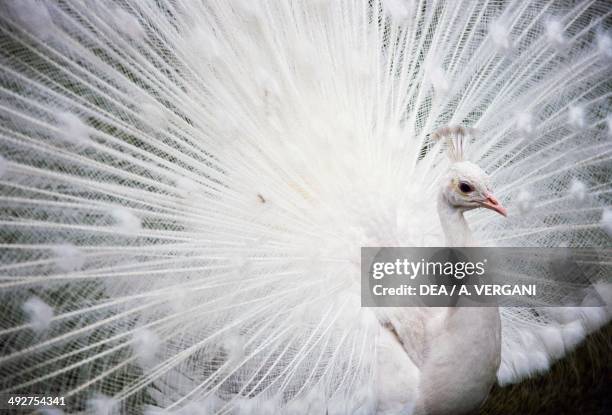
left=442, top=161, right=507, bottom=216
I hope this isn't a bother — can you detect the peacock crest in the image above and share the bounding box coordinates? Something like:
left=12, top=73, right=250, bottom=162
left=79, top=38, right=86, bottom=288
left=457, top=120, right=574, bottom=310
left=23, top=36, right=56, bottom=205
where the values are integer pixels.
left=431, top=126, right=477, bottom=163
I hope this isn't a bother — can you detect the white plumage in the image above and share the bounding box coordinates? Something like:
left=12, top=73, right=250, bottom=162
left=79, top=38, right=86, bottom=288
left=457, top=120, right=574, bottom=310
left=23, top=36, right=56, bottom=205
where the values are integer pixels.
left=22, top=296, right=54, bottom=333
left=0, top=1, right=610, bottom=414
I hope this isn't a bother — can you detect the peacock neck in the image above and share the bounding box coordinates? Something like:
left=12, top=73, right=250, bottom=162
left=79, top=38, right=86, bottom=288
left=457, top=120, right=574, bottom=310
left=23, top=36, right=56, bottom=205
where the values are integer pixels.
left=437, top=191, right=473, bottom=247
left=418, top=191, right=501, bottom=415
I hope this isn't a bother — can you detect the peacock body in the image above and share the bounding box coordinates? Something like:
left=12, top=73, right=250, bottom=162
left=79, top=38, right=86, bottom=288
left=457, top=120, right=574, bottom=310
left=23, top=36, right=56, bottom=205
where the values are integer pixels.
left=0, top=0, right=610, bottom=414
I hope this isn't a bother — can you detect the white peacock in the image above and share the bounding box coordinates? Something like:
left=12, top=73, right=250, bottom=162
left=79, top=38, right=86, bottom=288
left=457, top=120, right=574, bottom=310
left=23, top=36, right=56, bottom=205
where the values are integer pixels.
left=0, top=1, right=610, bottom=414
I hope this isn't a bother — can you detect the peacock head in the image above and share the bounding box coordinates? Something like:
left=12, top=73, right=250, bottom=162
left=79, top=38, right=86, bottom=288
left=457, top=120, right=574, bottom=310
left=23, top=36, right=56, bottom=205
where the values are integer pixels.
left=443, top=161, right=507, bottom=216
left=434, top=126, right=507, bottom=217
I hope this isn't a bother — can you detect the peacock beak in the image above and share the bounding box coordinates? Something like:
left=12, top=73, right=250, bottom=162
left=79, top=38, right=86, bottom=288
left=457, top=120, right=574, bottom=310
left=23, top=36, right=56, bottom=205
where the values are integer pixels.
left=480, top=192, right=507, bottom=217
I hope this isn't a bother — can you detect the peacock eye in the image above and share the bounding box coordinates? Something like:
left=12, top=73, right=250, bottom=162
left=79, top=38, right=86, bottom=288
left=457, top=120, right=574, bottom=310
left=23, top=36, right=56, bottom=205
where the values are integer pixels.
left=459, top=182, right=474, bottom=193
